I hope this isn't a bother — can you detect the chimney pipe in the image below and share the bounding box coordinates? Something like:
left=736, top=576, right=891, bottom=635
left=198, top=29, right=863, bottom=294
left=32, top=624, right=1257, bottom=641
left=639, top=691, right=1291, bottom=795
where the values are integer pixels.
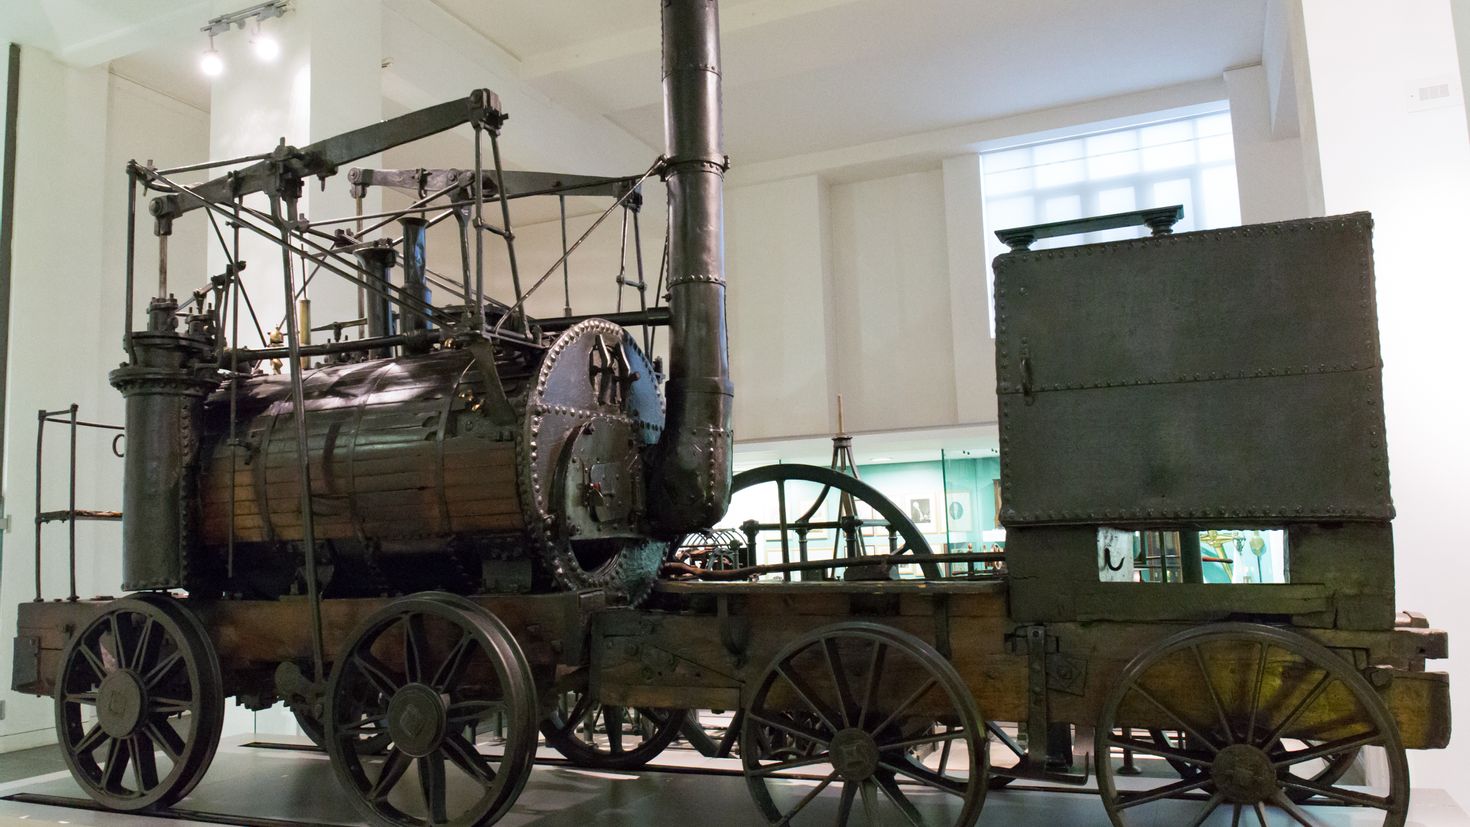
left=649, top=0, right=733, bottom=535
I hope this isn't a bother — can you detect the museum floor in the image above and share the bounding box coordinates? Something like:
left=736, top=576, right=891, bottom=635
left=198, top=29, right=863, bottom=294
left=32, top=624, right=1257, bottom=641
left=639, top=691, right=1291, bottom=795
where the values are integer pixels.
left=0, top=734, right=1465, bottom=826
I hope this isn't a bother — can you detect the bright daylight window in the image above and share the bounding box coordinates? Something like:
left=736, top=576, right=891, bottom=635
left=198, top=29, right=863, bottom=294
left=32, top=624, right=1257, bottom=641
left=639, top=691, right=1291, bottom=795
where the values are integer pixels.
left=980, top=107, right=1241, bottom=334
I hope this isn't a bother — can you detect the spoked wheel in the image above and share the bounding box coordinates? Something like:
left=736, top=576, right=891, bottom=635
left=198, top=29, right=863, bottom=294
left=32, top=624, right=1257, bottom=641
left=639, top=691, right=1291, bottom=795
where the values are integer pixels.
left=740, top=622, right=987, bottom=825
left=685, top=464, right=943, bottom=580
left=324, top=595, right=538, bottom=827
left=1148, top=728, right=1361, bottom=803
left=983, top=722, right=1025, bottom=789
left=295, top=702, right=392, bottom=755
left=1096, top=622, right=1408, bottom=826
left=681, top=708, right=745, bottom=758
left=55, top=594, right=224, bottom=811
left=540, top=690, right=684, bottom=770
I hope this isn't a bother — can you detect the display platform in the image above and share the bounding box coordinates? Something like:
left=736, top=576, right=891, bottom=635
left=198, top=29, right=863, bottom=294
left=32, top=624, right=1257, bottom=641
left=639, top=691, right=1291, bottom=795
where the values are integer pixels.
left=0, top=735, right=1466, bottom=826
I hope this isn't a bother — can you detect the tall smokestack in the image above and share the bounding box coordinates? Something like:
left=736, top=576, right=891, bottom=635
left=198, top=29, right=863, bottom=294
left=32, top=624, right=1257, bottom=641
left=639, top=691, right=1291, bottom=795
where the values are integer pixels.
left=649, top=0, right=733, bottom=535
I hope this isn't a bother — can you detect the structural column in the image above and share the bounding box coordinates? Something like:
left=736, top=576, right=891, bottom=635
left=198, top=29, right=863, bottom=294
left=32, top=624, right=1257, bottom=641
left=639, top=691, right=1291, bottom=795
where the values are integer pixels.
left=205, top=0, right=383, bottom=347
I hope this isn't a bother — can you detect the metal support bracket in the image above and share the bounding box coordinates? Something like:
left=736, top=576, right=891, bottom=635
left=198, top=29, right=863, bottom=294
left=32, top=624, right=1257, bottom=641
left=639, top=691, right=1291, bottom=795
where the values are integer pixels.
left=464, top=338, right=519, bottom=439
left=1000, top=624, right=1092, bottom=786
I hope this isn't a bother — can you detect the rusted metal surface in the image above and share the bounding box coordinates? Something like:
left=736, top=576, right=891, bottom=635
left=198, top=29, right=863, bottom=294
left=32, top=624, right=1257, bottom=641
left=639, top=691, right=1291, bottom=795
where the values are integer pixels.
left=994, top=213, right=1391, bottom=527
left=199, top=348, right=531, bottom=547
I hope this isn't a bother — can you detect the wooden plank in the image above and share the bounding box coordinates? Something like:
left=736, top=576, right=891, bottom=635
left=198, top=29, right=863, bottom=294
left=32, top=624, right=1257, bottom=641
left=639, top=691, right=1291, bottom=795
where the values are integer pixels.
left=1072, top=583, right=1333, bottom=623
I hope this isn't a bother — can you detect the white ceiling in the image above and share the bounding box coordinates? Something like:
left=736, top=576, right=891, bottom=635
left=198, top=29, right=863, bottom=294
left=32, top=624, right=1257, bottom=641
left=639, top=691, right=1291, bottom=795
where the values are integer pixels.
left=435, top=0, right=1268, bottom=162
left=112, top=46, right=211, bottom=112
left=105, top=0, right=1267, bottom=168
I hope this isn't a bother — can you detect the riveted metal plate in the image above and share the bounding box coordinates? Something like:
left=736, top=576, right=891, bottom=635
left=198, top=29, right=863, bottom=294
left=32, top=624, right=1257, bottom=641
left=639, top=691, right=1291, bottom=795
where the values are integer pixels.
left=994, top=213, right=1392, bottom=526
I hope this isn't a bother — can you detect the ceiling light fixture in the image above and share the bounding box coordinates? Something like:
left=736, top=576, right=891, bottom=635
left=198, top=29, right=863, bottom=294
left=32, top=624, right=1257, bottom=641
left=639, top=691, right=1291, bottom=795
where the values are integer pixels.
left=200, top=1, right=290, bottom=78
left=251, top=20, right=280, bottom=62
left=199, top=36, right=224, bottom=77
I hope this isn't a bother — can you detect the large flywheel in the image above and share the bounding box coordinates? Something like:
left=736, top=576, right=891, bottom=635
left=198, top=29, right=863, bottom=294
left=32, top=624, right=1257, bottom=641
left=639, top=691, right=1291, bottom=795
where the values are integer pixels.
left=671, top=464, right=943, bottom=580
left=54, top=594, right=224, bottom=811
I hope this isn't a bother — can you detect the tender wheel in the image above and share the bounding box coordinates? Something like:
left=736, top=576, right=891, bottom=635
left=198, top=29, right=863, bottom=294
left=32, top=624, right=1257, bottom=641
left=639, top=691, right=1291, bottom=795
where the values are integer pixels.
left=324, top=596, right=538, bottom=826
left=1147, top=728, right=1361, bottom=803
left=540, top=691, right=684, bottom=770
left=1096, top=622, right=1409, bottom=826
left=983, top=722, right=1025, bottom=789
left=55, top=594, right=224, bottom=811
left=740, top=622, right=987, bottom=825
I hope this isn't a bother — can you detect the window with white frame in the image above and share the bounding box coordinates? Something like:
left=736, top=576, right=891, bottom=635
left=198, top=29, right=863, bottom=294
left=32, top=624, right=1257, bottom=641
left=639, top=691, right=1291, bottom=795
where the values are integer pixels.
left=980, top=107, right=1241, bottom=333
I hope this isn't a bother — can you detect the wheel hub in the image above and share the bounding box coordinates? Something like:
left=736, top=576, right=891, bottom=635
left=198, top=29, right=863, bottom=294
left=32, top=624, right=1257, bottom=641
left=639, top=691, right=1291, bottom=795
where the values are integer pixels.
left=386, top=683, right=448, bottom=758
left=96, top=670, right=147, bottom=738
left=829, top=728, right=880, bottom=781
left=1211, top=743, right=1278, bottom=804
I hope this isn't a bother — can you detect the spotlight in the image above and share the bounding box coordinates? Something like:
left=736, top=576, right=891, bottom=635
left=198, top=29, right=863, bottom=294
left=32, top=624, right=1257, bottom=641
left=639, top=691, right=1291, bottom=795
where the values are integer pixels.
left=200, top=2, right=290, bottom=75
left=251, top=32, right=280, bottom=61
left=200, top=38, right=224, bottom=77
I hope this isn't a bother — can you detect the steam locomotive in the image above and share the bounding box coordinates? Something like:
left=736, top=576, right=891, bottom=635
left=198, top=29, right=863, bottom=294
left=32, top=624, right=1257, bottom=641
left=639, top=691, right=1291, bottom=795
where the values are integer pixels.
left=9, top=1, right=1449, bottom=826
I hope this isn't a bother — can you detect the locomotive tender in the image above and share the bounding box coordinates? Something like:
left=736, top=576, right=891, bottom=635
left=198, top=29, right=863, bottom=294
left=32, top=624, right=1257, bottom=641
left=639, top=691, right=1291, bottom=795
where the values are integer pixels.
left=11, top=1, right=1451, bottom=825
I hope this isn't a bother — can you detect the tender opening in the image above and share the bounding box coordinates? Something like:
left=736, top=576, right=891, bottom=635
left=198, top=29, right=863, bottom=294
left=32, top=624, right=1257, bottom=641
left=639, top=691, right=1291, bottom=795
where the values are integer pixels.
left=1097, top=527, right=1288, bottom=583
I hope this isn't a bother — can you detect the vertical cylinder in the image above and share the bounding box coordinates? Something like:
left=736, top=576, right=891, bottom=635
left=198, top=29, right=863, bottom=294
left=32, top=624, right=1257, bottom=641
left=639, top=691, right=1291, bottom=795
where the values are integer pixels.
left=400, top=216, right=430, bottom=333
left=296, top=297, right=311, bottom=370
left=649, top=0, right=734, bottom=535
left=108, top=297, right=218, bottom=591
left=353, top=245, right=396, bottom=359
left=399, top=217, right=431, bottom=354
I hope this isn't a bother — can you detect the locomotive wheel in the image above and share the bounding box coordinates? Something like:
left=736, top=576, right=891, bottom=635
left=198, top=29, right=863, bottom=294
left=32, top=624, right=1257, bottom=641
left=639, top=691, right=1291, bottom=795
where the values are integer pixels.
left=295, top=700, right=392, bottom=755
left=740, top=622, right=987, bottom=825
left=1095, top=623, right=1408, bottom=826
left=685, top=464, right=942, bottom=580
left=54, top=594, right=224, bottom=811
left=324, top=596, right=538, bottom=827
left=540, top=691, right=684, bottom=770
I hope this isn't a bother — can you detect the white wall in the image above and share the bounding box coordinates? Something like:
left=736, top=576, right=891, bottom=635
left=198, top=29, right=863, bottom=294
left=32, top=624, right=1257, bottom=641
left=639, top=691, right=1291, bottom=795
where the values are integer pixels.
left=828, top=170, right=958, bottom=433
left=726, top=169, right=971, bottom=440
left=727, top=176, right=835, bottom=439
left=0, top=55, right=209, bottom=750
left=722, top=79, right=1240, bottom=445
left=1298, top=0, right=1470, bottom=803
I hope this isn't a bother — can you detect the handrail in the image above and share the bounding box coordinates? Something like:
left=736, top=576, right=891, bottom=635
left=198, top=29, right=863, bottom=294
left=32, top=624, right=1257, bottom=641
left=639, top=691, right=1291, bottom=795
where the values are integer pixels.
left=34, top=404, right=123, bottom=602
left=995, top=204, right=1184, bottom=252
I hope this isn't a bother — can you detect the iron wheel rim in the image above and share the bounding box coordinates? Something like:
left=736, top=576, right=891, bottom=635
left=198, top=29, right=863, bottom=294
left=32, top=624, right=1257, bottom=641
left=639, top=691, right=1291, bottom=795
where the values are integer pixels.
left=54, top=594, right=223, bottom=811
left=324, top=595, right=537, bottom=827
left=740, top=621, right=987, bottom=826
left=540, top=690, right=684, bottom=770
left=1095, top=622, right=1408, bottom=827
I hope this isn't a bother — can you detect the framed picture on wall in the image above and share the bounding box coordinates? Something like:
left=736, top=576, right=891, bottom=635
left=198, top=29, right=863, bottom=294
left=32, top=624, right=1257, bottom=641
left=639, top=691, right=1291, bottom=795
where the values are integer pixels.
left=909, top=497, right=933, bottom=526
left=946, top=493, right=973, bottom=533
